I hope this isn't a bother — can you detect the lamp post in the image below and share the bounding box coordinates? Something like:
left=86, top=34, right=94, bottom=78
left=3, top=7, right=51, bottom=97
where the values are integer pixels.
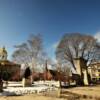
left=57, top=63, right=62, bottom=98
left=45, top=59, right=48, bottom=81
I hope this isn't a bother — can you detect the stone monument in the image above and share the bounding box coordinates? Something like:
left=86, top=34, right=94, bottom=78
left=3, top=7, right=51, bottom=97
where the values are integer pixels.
left=22, top=66, right=32, bottom=87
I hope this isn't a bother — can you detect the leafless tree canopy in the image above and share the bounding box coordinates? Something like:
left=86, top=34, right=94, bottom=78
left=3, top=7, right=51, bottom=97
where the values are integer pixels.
left=56, top=33, right=100, bottom=70
left=12, top=34, right=46, bottom=68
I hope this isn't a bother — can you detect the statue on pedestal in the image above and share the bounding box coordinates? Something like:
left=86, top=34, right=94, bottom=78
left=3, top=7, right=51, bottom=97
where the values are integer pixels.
left=22, top=64, right=32, bottom=87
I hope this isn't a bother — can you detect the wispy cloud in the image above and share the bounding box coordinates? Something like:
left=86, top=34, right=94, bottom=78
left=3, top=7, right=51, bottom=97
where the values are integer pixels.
left=94, top=32, right=100, bottom=42
left=51, top=41, right=60, bottom=63
left=45, top=41, right=60, bottom=63
left=52, top=41, right=60, bottom=49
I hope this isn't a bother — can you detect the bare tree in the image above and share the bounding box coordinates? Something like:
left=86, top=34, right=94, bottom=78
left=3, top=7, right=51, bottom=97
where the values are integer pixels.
left=56, top=33, right=100, bottom=70
left=12, top=34, right=46, bottom=71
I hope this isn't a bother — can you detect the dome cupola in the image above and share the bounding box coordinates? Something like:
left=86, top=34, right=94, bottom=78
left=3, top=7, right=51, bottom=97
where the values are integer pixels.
left=0, top=46, right=8, bottom=60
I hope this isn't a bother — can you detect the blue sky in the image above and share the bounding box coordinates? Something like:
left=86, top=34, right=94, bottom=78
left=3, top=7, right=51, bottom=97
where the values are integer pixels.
left=0, top=0, right=100, bottom=60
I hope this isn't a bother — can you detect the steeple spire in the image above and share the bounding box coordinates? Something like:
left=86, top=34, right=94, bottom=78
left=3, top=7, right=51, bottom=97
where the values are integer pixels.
left=45, top=60, right=48, bottom=71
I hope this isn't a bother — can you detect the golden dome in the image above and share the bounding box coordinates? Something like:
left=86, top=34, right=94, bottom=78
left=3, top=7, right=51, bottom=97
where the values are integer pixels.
left=0, top=47, right=7, bottom=55
left=0, top=47, right=8, bottom=61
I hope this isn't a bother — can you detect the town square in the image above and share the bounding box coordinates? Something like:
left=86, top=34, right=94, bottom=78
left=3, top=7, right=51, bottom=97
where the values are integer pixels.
left=0, top=0, right=100, bottom=100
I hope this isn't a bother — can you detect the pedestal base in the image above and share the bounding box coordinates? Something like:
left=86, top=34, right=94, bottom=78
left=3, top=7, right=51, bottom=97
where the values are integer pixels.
left=22, top=78, right=32, bottom=87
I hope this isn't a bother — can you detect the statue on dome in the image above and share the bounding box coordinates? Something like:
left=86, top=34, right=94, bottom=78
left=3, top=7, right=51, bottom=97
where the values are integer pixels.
left=0, top=46, right=8, bottom=60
